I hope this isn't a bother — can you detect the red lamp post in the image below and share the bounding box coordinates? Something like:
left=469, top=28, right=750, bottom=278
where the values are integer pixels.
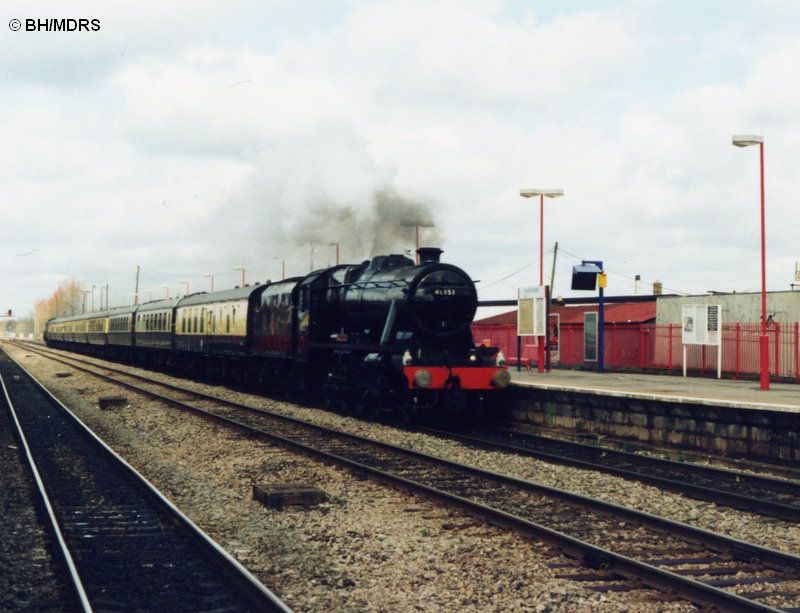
left=401, top=220, right=434, bottom=264
left=233, top=266, right=246, bottom=287
left=732, top=134, right=769, bottom=390
left=329, top=242, right=340, bottom=266
left=520, top=188, right=564, bottom=373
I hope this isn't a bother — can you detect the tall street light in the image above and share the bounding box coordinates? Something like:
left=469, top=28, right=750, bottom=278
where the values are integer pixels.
left=203, top=273, right=215, bottom=292
left=520, top=188, right=564, bottom=373
left=161, top=286, right=170, bottom=299
left=732, top=134, right=769, bottom=390
left=401, top=220, right=435, bottom=264
left=233, top=266, right=246, bottom=287
left=271, top=257, right=286, bottom=281
left=180, top=281, right=190, bottom=296
left=328, top=242, right=340, bottom=266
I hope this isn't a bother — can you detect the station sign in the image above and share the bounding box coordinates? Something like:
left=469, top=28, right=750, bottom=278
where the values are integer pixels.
left=517, top=286, right=546, bottom=337
left=681, top=304, right=721, bottom=346
left=681, top=304, right=722, bottom=379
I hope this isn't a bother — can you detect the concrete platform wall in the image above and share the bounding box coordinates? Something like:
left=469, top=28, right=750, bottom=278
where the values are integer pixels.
left=506, top=386, right=800, bottom=465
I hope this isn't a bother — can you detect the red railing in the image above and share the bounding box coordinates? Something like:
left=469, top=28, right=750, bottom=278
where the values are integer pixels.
left=472, top=322, right=800, bottom=382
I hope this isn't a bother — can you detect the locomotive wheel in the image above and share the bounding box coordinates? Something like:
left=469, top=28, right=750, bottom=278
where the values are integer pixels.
left=397, top=397, right=423, bottom=425
left=323, top=378, right=348, bottom=413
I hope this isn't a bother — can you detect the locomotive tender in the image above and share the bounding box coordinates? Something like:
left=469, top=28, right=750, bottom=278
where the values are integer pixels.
left=45, top=248, right=510, bottom=421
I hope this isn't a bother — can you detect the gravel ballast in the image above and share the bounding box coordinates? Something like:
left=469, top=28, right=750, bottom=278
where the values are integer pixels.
left=3, top=344, right=723, bottom=610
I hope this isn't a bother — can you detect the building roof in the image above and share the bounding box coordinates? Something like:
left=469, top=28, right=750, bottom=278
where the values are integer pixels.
left=474, top=301, right=656, bottom=326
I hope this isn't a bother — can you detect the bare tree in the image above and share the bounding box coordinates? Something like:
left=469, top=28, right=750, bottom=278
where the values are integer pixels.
left=34, top=279, right=86, bottom=336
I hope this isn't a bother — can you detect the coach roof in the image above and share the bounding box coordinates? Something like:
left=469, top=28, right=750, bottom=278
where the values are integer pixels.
left=176, top=285, right=265, bottom=307
left=136, top=297, right=182, bottom=312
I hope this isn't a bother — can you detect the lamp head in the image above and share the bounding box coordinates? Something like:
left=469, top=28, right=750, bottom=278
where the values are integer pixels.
left=732, top=134, right=763, bottom=147
left=520, top=188, right=564, bottom=198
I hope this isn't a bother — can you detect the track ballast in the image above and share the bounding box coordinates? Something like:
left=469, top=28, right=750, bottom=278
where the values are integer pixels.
left=0, top=347, right=290, bottom=613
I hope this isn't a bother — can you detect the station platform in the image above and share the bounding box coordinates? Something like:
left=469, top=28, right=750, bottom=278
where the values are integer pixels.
left=506, top=369, right=800, bottom=463
left=510, top=368, right=800, bottom=414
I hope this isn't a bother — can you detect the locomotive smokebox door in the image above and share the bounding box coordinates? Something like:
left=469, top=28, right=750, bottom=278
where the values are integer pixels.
left=571, top=263, right=602, bottom=291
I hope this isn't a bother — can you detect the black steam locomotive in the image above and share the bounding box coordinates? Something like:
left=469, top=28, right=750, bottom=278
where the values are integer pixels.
left=45, top=248, right=509, bottom=421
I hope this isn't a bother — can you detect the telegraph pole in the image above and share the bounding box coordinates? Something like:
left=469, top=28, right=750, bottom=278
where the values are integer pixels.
left=134, top=265, right=140, bottom=305
left=549, top=242, right=559, bottom=299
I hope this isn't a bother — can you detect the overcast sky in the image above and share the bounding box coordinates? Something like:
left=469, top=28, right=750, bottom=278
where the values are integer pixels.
left=3, top=0, right=800, bottom=316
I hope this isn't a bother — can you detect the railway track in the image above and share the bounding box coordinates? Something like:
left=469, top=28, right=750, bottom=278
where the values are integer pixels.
left=20, top=340, right=800, bottom=521
left=17, top=343, right=800, bottom=611
left=409, top=425, right=800, bottom=522
left=0, top=376, right=72, bottom=611
left=0, top=347, right=291, bottom=613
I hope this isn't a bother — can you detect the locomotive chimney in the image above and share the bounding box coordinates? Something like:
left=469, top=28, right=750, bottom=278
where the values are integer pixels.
left=417, top=247, right=443, bottom=264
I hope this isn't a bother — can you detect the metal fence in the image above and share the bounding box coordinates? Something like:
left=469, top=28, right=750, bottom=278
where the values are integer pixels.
left=472, top=322, right=800, bottom=382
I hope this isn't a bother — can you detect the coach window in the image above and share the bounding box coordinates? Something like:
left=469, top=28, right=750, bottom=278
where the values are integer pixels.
left=226, top=314, right=230, bottom=334
left=199, top=309, right=205, bottom=333
left=181, top=312, right=186, bottom=333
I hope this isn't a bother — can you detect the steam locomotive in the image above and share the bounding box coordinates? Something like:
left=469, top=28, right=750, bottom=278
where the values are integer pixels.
left=44, top=248, right=510, bottom=421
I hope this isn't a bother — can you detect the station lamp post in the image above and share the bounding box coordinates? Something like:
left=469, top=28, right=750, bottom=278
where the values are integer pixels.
left=520, top=188, right=564, bottom=373
left=732, top=134, right=769, bottom=390
left=203, top=274, right=215, bottom=292
left=160, top=286, right=170, bottom=299
left=401, top=220, right=435, bottom=264
left=329, top=243, right=340, bottom=266
left=179, top=281, right=190, bottom=296
left=233, top=266, right=246, bottom=287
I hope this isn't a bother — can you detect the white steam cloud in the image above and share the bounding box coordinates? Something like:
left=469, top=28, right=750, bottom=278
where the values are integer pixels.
left=220, top=120, right=441, bottom=270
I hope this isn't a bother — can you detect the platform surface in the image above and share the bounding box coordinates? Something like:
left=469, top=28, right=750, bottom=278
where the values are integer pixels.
left=510, top=368, right=800, bottom=413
